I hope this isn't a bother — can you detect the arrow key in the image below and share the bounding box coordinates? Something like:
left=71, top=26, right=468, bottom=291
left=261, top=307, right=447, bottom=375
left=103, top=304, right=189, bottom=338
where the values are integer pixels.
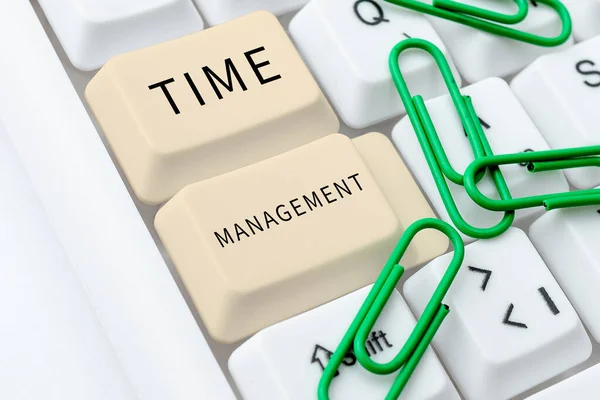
left=404, top=228, right=591, bottom=400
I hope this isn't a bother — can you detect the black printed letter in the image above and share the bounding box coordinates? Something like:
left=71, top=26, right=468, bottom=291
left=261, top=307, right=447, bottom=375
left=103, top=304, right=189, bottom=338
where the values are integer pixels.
left=245, top=47, right=282, bottom=85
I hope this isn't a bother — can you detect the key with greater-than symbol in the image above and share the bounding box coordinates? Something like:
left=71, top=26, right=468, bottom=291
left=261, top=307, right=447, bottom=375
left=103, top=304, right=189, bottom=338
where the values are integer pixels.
left=404, top=228, right=592, bottom=400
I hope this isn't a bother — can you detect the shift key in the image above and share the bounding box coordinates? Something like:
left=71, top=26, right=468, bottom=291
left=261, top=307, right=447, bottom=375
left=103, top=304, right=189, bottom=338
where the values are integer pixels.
left=155, top=133, right=448, bottom=343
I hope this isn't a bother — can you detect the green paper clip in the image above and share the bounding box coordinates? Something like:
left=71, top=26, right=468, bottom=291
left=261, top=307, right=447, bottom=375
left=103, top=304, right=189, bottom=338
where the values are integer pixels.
left=464, top=145, right=600, bottom=211
left=434, top=0, right=529, bottom=24
left=384, top=0, right=572, bottom=47
left=390, top=38, right=514, bottom=239
left=317, top=218, right=464, bottom=400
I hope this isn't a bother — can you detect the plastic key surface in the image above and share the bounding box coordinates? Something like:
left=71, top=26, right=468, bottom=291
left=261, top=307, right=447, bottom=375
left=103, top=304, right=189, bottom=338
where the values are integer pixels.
left=392, top=77, right=568, bottom=242
left=155, top=133, right=447, bottom=343
left=37, top=0, right=204, bottom=71
left=86, top=11, right=338, bottom=204
left=422, top=0, right=573, bottom=82
left=289, top=0, right=461, bottom=129
left=229, top=285, right=460, bottom=400
left=526, top=364, right=600, bottom=399
left=404, top=228, right=592, bottom=400
left=529, top=200, right=600, bottom=342
left=193, top=0, right=308, bottom=26
left=511, top=35, right=600, bottom=189
left=562, top=0, right=600, bottom=42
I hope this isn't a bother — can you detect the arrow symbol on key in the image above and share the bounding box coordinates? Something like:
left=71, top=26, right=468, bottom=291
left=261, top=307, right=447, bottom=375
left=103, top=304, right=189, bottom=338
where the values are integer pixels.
left=311, top=344, right=339, bottom=377
left=468, top=266, right=492, bottom=291
left=503, top=304, right=528, bottom=329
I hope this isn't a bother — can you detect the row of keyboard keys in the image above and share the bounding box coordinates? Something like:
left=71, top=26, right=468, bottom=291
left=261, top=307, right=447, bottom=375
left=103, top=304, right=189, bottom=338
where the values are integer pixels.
left=86, top=11, right=338, bottom=204
left=230, top=285, right=460, bottom=399
left=404, top=228, right=592, bottom=400
left=230, top=227, right=593, bottom=399
left=37, top=0, right=312, bottom=71
left=289, top=0, right=461, bottom=128
left=392, top=77, right=569, bottom=242
left=512, top=34, right=600, bottom=189
left=47, top=0, right=584, bottom=107
left=155, top=133, right=447, bottom=342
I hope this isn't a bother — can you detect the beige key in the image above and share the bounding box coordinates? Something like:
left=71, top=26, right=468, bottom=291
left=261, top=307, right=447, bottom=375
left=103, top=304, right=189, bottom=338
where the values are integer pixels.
left=155, top=133, right=447, bottom=343
left=85, top=11, right=338, bottom=204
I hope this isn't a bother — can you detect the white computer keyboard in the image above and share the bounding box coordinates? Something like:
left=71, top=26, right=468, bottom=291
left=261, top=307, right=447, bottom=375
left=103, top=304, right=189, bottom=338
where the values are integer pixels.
left=1, top=0, right=600, bottom=399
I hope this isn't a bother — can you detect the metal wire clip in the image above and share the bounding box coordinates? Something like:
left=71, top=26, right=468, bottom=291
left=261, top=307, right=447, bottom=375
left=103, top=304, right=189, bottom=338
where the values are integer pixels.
left=318, top=218, right=464, bottom=400
left=464, top=145, right=600, bottom=211
left=390, top=38, right=515, bottom=239
left=384, top=0, right=572, bottom=46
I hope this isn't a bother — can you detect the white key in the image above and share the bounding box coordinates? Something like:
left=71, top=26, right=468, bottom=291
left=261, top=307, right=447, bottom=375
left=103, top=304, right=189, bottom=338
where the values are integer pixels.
left=37, top=0, right=204, bottom=71
left=511, top=35, right=600, bottom=189
left=0, top=2, right=234, bottom=399
left=526, top=364, right=600, bottom=399
left=194, top=0, right=308, bottom=26
left=404, top=228, right=592, bottom=400
left=562, top=0, right=600, bottom=42
left=289, top=0, right=461, bottom=128
left=392, top=77, right=568, bottom=242
left=426, top=0, right=574, bottom=82
left=529, top=202, right=600, bottom=342
left=229, top=285, right=459, bottom=400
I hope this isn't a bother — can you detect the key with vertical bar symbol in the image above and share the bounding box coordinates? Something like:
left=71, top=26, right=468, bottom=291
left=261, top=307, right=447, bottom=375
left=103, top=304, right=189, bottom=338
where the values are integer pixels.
left=404, top=228, right=591, bottom=400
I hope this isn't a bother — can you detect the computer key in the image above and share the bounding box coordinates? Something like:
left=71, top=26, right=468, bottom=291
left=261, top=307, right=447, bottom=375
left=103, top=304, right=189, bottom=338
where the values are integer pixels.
left=86, top=11, right=338, bottom=204
left=155, top=133, right=447, bottom=343
left=229, top=285, right=459, bottom=400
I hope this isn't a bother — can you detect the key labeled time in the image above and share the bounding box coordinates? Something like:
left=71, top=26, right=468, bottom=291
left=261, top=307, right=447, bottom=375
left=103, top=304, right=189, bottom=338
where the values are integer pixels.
left=86, top=11, right=338, bottom=204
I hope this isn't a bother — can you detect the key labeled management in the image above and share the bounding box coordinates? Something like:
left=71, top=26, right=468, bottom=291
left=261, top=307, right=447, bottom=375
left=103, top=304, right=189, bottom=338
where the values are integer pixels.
left=214, top=173, right=364, bottom=248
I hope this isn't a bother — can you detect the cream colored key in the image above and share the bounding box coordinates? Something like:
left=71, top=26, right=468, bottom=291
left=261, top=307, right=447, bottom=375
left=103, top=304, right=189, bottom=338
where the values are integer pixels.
left=86, top=11, right=338, bottom=204
left=155, top=133, right=447, bottom=343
